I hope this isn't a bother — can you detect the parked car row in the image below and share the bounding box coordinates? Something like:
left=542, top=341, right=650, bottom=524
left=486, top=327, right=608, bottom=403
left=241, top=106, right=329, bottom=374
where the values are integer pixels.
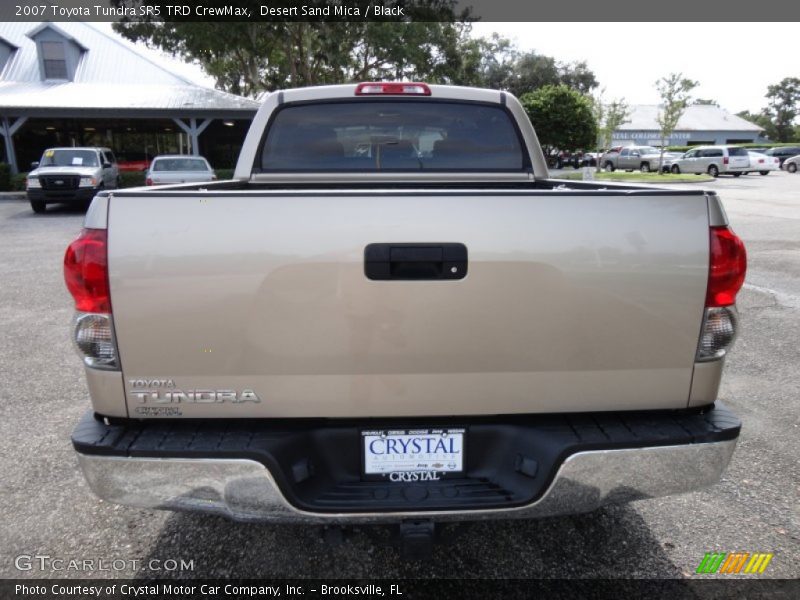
left=600, top=146, right=683, bottom=173
left=547, top=150, right=597, bottom=169
left=26, top=147, right=218, bottom=212
left=663, top=145, right=799, bottom=177
left=594, top=143, right=800, bottom=178
left=763, top=145, right=800, bottom=167
left=554, top=143, right=800, bottom=177
left=664, top=146, right=750, bottom=177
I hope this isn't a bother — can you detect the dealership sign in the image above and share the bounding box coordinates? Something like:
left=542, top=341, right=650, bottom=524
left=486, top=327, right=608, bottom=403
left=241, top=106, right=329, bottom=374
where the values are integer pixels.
left=612, top=132, right=691, bottom=140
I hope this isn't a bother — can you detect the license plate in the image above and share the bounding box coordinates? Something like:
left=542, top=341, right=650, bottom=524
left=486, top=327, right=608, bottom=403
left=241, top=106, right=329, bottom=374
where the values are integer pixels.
left=362, top=428, right=465, bottom=478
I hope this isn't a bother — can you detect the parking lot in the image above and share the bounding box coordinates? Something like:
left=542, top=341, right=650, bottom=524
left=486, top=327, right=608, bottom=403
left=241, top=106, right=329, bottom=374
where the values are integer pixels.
left=0, top=171, right=798, bottom=579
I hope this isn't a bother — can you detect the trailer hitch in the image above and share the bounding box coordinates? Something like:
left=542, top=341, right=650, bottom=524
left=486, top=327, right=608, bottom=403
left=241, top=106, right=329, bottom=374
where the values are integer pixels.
left=396, top=519, right=436, bottom=560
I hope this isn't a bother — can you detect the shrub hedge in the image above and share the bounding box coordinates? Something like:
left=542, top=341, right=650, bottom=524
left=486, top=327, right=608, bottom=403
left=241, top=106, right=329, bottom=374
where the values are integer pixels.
left=11, top=172, right=28, bottom=191
left=0, top=163, right=11, bottom=191
left=119, top=171, right=146, bottom=188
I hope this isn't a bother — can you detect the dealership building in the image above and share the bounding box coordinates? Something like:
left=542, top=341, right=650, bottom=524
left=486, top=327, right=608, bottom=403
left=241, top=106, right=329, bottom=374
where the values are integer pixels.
left=0, top=21, right=258, bottom=173
left=612, top=104, right=764, bottom=147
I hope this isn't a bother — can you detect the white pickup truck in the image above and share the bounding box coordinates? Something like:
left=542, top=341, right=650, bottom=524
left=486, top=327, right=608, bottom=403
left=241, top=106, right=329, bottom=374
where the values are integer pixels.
left=66, top=83, right=745, bottom=553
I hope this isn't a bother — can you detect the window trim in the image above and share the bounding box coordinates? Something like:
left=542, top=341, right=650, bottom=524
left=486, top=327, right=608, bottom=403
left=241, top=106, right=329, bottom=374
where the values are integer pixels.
left=252, top=98, right=533, bottom=175
left=39, top=40, right=69, bottom=81
left=0, top=38, right=17, bottom=76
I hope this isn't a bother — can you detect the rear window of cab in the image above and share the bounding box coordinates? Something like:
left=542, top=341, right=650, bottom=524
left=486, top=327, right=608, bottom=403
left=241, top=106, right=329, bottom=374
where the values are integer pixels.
left=259, top=101, right=526, bottom=171
left=152, top=158, right=211, bottom=172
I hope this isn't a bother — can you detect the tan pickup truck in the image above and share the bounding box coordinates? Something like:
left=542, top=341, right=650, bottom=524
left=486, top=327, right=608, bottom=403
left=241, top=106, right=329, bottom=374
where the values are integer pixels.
left=66, top=83, right=745, bottom=553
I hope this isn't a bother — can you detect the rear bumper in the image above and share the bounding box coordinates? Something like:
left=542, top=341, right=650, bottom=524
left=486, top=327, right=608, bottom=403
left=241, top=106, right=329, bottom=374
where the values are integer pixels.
left=72, top=404, right=740, bottom=523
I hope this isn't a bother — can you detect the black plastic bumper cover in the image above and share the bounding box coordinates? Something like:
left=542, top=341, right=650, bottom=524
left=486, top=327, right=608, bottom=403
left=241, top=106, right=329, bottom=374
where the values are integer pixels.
left=72, top=403, right=740, bottom=513
left=28, top=188, right=98, bottom=202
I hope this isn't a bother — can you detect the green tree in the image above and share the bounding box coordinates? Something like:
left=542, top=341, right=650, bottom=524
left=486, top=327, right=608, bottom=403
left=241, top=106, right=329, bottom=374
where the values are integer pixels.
left=692, top=98, right=719, bottom=106
left=736, top=110, right=776, bottom=140
left=112, top=2, right=472, bottom=96
left=450, top=33, right=518, bottom=88
left=509, top=53, right=560, bottom=96
left=384, top=31, right=599, bottom=96
left=655, top=73, right=698, bottom=170
left=520, top=84, right=598, bottom=158
left=765, top=77, right=800, bottom=142
left=557, top=61, right=598, bottom=95
left=592, top=91, right=630, bottom=171
left=111, top=22, right=284, bottom=96
left=112, top=9, right=599, bottom=99
left=486, top=49, right=598, bottom=97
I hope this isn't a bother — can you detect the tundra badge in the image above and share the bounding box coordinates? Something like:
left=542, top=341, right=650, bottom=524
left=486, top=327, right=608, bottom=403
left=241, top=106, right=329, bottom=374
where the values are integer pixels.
left=128, top=379, right=260, bottom=404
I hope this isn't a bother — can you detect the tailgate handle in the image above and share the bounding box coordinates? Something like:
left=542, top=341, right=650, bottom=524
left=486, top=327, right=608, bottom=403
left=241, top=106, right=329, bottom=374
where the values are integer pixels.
left=364, top=243, right=467, bottom=280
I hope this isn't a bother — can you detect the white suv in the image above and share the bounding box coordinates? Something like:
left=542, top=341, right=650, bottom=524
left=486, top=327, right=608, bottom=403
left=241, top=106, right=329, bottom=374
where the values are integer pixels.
left=666, top=145, right=750, bottom=177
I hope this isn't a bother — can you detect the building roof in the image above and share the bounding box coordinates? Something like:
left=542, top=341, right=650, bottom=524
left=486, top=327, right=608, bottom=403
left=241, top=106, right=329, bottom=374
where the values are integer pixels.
left=25, top=22, right=87, bottom=50
left=0, top=34, right=18, bottom=50
left=617, top=104, right=763, bottom=132
left=0, top=22, right=258, bottom=116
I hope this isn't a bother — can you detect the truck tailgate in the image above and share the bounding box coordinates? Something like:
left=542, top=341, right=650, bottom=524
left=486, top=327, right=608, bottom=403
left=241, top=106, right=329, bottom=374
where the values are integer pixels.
left=108, top=190, right=709, bottom=418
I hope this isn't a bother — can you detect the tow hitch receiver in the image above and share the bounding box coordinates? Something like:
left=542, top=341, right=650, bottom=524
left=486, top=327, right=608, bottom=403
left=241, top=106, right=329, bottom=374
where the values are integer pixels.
left=397, top=520, right=436, bottom=560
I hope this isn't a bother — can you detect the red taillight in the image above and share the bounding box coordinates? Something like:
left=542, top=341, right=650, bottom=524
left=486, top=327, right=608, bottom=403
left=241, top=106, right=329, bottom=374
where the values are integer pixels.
left=706, top=226, right=746, bottom=307
left=723, top=156, right=729, bottom=165
left=64, top=228, right=111, bottom=313
left=355, top=82, right=431, bottom=96
left=145, top=177, right=153, bottom=186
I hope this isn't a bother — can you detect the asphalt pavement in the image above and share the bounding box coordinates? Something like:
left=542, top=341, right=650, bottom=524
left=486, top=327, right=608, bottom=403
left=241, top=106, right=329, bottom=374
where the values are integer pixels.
left=0, top=172, right=798, bottom=579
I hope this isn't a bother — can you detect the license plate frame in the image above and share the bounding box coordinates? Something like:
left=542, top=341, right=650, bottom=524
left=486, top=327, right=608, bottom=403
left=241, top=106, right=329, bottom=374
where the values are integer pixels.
left=360, top=428, right=466, bottom=481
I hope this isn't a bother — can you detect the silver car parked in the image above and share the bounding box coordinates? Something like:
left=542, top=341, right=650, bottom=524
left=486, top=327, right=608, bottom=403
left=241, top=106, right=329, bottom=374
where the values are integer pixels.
left=666, top=145, right=750, bottom=178
left=145, top=155, right=216, bottom=186
left=782, top=154, right=799, bottom=173
left=600, top=145, right=666, bottom=172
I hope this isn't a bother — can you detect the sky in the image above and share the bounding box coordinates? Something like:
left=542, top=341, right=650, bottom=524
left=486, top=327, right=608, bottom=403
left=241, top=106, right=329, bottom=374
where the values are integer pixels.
left=94, top=22, right=797, bottom=114
left=472, top=22, right=797, bottom=114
